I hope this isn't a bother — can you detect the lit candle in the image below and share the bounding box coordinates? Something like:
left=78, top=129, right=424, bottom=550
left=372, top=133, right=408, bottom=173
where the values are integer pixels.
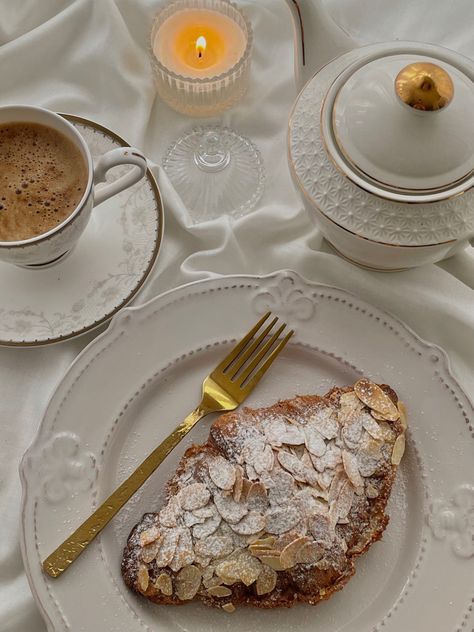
left=154, top=8, right=246, bottom=77
left=150, top=1, right=253, bottom=116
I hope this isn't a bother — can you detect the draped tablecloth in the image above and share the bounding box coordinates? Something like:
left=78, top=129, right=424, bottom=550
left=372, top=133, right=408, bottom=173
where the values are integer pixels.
left=1, top=1, right=474, bottom=630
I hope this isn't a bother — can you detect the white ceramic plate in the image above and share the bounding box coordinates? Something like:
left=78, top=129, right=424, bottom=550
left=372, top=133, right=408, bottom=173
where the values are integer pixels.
left=0, top=114, right=163, bottom=347
left=20, top=271, right=474, bottom=631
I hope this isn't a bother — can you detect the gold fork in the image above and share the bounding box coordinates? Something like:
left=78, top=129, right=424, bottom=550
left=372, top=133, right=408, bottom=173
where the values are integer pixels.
left=43, top=312, right=293, bottom=578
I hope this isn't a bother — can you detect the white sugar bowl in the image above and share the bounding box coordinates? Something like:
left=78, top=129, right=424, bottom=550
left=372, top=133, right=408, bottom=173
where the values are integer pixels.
left=288, top=41, right=474, bottom=270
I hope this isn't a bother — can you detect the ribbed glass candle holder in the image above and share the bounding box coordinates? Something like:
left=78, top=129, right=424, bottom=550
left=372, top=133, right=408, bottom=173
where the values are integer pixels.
left=150, top=0, right=253, bottom=117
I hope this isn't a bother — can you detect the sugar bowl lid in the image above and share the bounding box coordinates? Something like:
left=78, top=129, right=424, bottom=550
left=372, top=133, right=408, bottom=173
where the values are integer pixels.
left=322, top=52, right=474, bottom=202
left=288, top=41, right=474, bottom=246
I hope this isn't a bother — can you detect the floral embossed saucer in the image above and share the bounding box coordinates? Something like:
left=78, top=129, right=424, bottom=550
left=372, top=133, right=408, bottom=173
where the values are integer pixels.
left=0, top=114, right=163, bottom=346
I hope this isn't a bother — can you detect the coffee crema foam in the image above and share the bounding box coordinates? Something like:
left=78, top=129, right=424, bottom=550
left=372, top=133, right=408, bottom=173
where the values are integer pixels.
left=0, top=121, right=88, bottom=241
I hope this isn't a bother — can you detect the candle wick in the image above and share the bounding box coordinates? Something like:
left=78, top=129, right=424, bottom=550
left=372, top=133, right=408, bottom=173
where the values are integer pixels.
left=198, top=50, right=202, bottom=59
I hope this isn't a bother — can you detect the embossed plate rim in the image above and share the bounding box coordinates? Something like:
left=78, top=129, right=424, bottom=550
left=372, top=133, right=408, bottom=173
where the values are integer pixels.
left=19, top=270, right=474, bottom=631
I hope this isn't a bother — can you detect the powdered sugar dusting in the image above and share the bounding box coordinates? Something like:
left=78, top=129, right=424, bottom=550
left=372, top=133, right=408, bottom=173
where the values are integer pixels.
left=123, top=381, right=406, bottom=610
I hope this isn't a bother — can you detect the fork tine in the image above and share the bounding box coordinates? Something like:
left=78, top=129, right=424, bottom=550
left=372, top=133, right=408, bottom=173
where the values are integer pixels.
left=227, top=316, right=279, bottom=376
left=233, top=323, right=287, bottom=384
left=241, top=329, right=294, bottom=393
left=214, top=312, right=271, bottom=373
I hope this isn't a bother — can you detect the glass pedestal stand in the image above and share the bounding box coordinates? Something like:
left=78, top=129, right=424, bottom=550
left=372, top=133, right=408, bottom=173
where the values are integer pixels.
left=163, top=126, right=264, bottom=222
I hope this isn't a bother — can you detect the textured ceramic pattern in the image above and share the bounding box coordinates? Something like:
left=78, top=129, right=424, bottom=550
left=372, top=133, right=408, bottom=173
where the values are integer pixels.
left=0, top=116, right=162, bottom=346
left=289, top=47, right=474, bottom=246
left=20, top=271, right=474, bottom=631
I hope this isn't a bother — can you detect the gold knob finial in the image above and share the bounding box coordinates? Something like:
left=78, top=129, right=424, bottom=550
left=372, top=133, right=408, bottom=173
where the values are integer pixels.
left=395, top=62, right=454, bottom=111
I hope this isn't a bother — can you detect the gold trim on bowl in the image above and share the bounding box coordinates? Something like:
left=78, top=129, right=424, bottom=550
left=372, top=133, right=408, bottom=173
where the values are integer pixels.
left=287, top=44, right=472, bottom=248
left=320, top=59, right=474, bottom=204
left=0, top=113, right=164, bottom=348
left=329, top=83, right=473, bottom=197
left=288, top=103, right=456, bottom=249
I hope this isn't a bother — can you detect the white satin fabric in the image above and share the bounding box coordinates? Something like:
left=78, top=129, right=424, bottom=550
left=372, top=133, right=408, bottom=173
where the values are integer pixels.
left=1, top=1, right=474, bottom=630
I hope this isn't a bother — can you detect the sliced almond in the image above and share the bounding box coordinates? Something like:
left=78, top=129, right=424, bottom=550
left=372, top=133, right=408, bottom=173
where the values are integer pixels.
left=141, top=539, right=162, bottom=563
left=137, top=565, right=149, bottom=593
left=195, top=535, right=233, bottom=559
left=365, top=481, right=380, bottom=499
left=215, top=559, right=241, bottom=584
left=254, top=444, right=275, bottom=474
left=257, top=555, right=285, bottom=571
left=391, top=433, right=406, bottom=465
left=235, top=550, right=263, bottom=585
left=240, top=478, right=253, bottom=502
left=193, top=505, right=222, bottom=539
left=398, top=401, right=408, bottom=431
left=155, top=528, right=180, bottom=567
left=342, top=450, right=364, bottom=489
left=252, top=547, right=282, bottom=557
left=175, top=565, right=201, bottom=601
left=247, top=532, right=264, bottom=545
left=312, top=408, right=339, bottom=440
left=333, top=480, right=354, bottom=521
left=304, top=424, right=327, bottom=457
left=338, top=391, right=364, bottom=422
left=207, top=585, right=232, bottom=597
left=159, top=496, right=181, bottom=528
left=357, top=452, right=381, bottom=478
left=155, top=572, right=173, bottom=596
left=267, top=470, right=296, bottom=505
left=214, top=491, right=248, bottom=524
left=193, top=504, right=215, bottom=519
left=203, top=575, right=224, bottom=589
left=184, top=510, right=205, bottom=528
left=222, top=602, right=236, bottom=612
left=328, top=469, right=347, bottom=505
left=256, top=565, right=277, bottom=595
left=361, top=414, right=385, bottom=440
left=277, top=449, right=316, bottom=484
left=280, top=423, right=305, bottom=446
left=247, top=482, right=269, bottom=513
left=354, top=379, right=399, bottom=421
left=296, top=541, right=324, bottom=564
left=209, top=456, right=236, bottom=490
left=170, top=528, right=195, bottom=572
left=139, top=525, right=161, bottom=547
left=311, top=443, right=342, bottom=473
left=250, top=546, right=276, bottom=557
left=233, top=465, right=244, bottom=502
left=262, top=417, right=288, bottom=447
left=229, top=511, right=266, bottom=536
left=280, top=536, right=309, bottom=569
left=371, top=409, right=388, bottom=421
left=341, top=416, right=363, bottom=450
left=266, top=506, right=300, bottom=534
left=241, top=439, right=268, bottom=469
left=178, top=483, right=211, bottom=511
left=308, top=512, right=333, bottom=544
left=251, top=535, right=276, bottom=548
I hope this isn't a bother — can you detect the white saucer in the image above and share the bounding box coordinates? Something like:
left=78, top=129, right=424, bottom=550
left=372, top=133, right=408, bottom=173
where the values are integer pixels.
left=0, top=114, right=163, bottom=346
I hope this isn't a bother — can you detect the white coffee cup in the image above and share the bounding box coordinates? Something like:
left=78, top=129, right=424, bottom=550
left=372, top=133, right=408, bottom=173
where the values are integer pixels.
left=0, top=105, right=148, bottom=267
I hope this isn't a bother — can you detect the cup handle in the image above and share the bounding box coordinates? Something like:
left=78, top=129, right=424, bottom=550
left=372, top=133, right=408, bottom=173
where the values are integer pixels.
left=93, top=147, right=147, bottom=206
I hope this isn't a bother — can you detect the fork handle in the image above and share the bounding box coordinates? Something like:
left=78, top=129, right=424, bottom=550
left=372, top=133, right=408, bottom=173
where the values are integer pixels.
left=42, top=405, right=207, bottom=578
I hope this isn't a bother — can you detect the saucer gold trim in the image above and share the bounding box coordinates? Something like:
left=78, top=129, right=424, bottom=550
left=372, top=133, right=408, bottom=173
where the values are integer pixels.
left=0, top=113, right=163, bottom=348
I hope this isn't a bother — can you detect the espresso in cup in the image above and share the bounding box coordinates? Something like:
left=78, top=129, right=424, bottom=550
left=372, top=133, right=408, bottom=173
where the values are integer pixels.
left=0, top=122, right=88, bottom=241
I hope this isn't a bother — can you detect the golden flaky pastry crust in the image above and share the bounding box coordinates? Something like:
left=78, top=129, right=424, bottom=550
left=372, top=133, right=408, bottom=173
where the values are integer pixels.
left=122, top=381, right=406, bottom=611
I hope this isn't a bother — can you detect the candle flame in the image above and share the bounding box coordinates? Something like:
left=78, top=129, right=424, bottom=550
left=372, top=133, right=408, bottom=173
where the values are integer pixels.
left=196, top=35, right=206, bottom=58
